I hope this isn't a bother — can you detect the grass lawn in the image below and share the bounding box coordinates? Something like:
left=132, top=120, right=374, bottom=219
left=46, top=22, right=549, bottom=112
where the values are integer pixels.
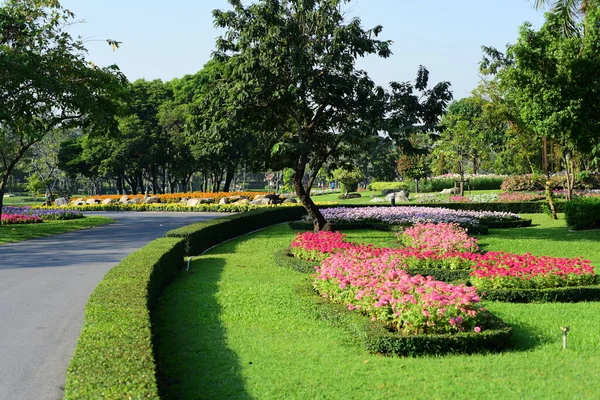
left=2, top=195, right=45, bottom=206
left=0, top=216, right=114, bottom=244
left=155, top=213, right=600, bottom=399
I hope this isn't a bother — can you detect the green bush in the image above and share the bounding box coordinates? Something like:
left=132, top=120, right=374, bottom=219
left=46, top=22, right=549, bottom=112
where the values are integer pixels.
left=564, top=196, right=600, bottom=230
left=295, top=281, right=511, bottom=356
left=168, top=207, right=307, bottom=255
left=64, top=237, right=186, bottom=399
left=367, top=181, right=411, bottom=192
left=480, top=285, right=600, bottom=303
left=501, top=175, right=546, bottom=191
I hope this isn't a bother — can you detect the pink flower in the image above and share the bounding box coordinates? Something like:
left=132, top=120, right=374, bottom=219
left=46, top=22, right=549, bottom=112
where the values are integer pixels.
left=474, top=326, right=481, bottom=333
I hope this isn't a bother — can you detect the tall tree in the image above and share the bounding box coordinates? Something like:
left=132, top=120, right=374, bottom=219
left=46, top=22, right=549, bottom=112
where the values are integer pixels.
left=0, top=0, right=126, bottom=223
left=530, top=0, right=597, bottom=37
left=211, top=0, right=392, bottom=230
left=482, top=9, right=600, bottom=200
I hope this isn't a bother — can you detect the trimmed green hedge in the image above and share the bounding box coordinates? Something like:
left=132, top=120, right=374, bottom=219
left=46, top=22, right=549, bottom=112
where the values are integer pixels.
left=296, top=281, right=512, bottom=356
left=484, top=218, right=532, bottom=229
left=167, top=207, right=307, bottom=255
left=480, top=285, right=600, bottom=303
left=64, top=237, right=186, bottom=399
left=564, top=196, right=600, bottom=230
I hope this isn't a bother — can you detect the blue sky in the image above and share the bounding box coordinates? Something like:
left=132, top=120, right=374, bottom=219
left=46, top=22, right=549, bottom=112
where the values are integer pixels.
left=60, top=0, right=545, bottom=99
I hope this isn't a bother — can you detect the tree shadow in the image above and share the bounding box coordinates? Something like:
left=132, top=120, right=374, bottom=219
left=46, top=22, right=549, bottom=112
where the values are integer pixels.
left=153, top=257, right=250, bottom=399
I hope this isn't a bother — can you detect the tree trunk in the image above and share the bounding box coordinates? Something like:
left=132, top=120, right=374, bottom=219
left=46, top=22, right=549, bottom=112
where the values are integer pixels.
left=223, top=168, right=235, bottom=192
left=415, top=179, right=419, bottom=194
left=0, top=173, right=9, bottom=226
left=545, top=179, right=557, bottom=220
left=293, top=155, right=330, bottom=231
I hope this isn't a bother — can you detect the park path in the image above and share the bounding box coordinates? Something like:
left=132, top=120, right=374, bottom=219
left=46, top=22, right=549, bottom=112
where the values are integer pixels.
left=0, top=211, right=225, bottom=400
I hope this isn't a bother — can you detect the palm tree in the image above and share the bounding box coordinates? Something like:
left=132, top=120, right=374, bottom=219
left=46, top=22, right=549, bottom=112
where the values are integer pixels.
left=530, top=0, right=596, bottom=36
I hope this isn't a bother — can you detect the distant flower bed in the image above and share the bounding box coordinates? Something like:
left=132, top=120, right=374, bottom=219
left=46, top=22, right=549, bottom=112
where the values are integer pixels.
left=81, top=191, right=263, bottom=204
left=1, top=213, right=43, bottom=225
left=3, top=206, right=83, bottom=220
left=314, top=206, right=521, bottom=227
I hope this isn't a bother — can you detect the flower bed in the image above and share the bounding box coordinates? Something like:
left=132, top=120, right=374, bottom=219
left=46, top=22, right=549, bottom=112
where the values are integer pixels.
left=314, top=248, right=488, bottom=335
left=81, top=191, right=262, bottom=204
left=399, top=222, right=480, bottom=254
left=3, top=206, right=83, bottom=220
left=315, top=206, right=522, bottom=228
left=290, top=229, right=598, bottom=299
left=1, top=213, right=43, bottom=225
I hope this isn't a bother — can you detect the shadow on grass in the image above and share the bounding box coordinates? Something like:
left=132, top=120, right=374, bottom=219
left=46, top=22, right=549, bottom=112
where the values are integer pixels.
left=153, top=257, right=250, bottom=399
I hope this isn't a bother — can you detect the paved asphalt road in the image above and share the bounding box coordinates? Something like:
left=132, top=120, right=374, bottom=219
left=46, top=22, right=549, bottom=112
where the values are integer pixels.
left=0, top=211, right=226, bottom=400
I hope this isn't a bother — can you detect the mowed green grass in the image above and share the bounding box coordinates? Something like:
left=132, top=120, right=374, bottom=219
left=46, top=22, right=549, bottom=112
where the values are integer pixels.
left=0, top=216, right=114, bottom=244
left=155, top=214, right=600, bottom=399
left=2, top=195, right=45, bottom=206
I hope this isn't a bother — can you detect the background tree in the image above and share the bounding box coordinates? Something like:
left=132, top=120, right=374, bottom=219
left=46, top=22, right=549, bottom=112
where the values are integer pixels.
left=530, top=0, right=597, bottom=37
left=211, top=0, right=392, bottom=230
left=331, top=167, right=364, bottom=194
left=0, top=0, right=126, bottom=223
left=481, top=9, right=600, bottom=200
left=396, top=154, right=430, bottom=193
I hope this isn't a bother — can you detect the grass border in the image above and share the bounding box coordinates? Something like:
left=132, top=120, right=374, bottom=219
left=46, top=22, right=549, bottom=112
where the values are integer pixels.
left=480, top=285, right=600, bottom=303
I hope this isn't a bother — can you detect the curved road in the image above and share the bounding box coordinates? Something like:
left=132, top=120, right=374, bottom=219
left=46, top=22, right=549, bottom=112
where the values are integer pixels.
left=0, top=212, right=226, bottom=400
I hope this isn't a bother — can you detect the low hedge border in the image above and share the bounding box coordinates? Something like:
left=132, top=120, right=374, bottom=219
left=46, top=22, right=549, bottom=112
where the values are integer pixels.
left=276, top=249, right=471, bottom=283
left=65, top=207, right=309, bottom=398
left=295, top=280, right=512, bottom=356
left=64, top=237, right=186, bottom=399
left=480, top=285, right=600, bottom=303
left=484, top=218, right=532, bottom=229
left=168, top=207, right=307, bottom=255
left=288, top=220, right=489, bottom=235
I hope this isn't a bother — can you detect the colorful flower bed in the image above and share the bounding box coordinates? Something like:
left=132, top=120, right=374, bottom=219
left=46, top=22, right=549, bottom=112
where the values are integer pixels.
left=471, top=252, right=595, bottom=290
left=1, top=213, right=43, bottom=225
left=3, top=206, right=83, bottom=220
left=291, top=228, right=596, bottom=292
left=315, top=206, right=521, bottom=227
left=313, top=248, right=487, bottom=335
left=399, top=222, right=480, bottom=254
left=81, top=191, right=262, bottom=204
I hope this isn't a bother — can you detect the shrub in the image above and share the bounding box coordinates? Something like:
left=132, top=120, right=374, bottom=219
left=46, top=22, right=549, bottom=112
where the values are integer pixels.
left=480, top=286, right=600, bottom=302
left=64, top=237, right=185, bottom=399
left=564, top=196, right=600, bottom=230
left=367, top=181, right=411, bottom=192
left=501, top=175, right=545, bottom=191
left=338, top=193, right=362, bottom=200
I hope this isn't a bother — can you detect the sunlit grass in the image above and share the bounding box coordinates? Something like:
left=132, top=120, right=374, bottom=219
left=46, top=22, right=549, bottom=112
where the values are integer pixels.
left=155, top=216, right=600, bottom=399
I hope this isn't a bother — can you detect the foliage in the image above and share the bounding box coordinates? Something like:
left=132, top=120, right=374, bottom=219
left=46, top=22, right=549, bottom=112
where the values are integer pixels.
left=64, top=237, right=186, bottom=399
left=564, top=196, right=600, bottom=229
left=332, top=167, right=364, bottom=194
left=367, top=181, right=412, bottom=192
left=0, top=0, right=127, bottom=224
left=396, top=154, right=430, bottom=192
left=210, top=0, right=393, bottom=230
